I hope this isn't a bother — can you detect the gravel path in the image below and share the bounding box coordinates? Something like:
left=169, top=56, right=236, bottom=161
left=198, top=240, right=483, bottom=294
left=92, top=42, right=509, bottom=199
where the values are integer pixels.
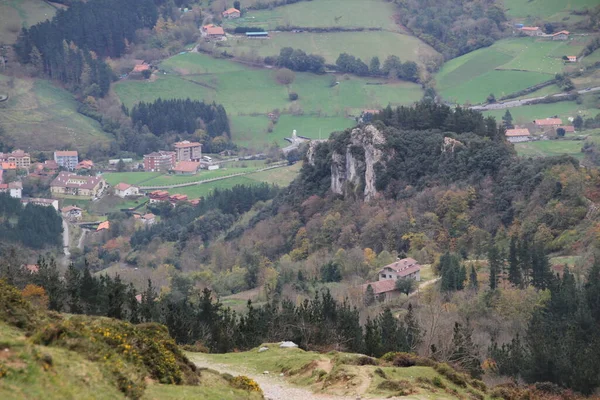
left=191, top=355, right=359, bottom=400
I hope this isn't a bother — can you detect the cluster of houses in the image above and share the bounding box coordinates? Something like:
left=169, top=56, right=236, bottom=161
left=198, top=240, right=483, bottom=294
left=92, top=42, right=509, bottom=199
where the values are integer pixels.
left=143, top=141, right=217, bottom=175
left=361, top=258, right=422, bottom=302
left=518, top=26, right=571, bottom=41
left=505, top=118, right=576, bottom=143
left=148, top=190, right=200, bottom=206
left=201, top=8, right=270, bottom=41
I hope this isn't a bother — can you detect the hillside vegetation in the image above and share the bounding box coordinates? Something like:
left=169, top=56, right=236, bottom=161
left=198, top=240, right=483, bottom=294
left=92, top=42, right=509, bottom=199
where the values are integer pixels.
left=0, top=279, right=263, bottom=400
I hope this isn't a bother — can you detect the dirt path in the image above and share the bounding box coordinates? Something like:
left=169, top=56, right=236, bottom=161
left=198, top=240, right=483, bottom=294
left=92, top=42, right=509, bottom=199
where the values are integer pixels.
left=190, top=354, right=359, bottom=400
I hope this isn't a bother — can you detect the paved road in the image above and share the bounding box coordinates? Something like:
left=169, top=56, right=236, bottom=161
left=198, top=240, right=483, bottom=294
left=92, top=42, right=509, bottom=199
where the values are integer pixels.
left=471, top=86, right=600, bottom=111
left=62, top=219, right=70, bottom=258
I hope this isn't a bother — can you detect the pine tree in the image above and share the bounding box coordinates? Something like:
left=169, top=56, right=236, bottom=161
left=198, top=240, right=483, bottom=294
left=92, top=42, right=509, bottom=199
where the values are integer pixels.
left=107, top=274, right=127, bottom=319
left=449, top=321, right=483, bottom=379
left=469, top=265, right=478, bottom=290
left=487, top=242, right=501, bottom=290
left=127, top=283, right=140, bottom=324
left=65, top=264, right=82, bottom=314
left=140, top=279, right=157, bottom=322
left=363, top=317, right=381, bottom=357
left=29, top=46, right=43, bottom=75
left=404, top=303, right=422, bottom=352
left=378, top=308, right=408, bottom=356
left=531, top=243, right=552, bottom=290
left=508, top=236, right=521, bottom=287
left=502, top=110, right=514, bottom=129
left=365, top=284, right=375, bottom=306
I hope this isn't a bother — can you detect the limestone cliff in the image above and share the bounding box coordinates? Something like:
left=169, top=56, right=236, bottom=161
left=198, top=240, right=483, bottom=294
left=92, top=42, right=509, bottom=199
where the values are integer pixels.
left=330, top=125, right=385, bottom=201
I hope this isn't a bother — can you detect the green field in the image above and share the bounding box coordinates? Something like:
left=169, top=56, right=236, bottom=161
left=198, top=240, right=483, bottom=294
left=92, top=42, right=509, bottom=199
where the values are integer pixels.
left=483, top=95, right=599, bottom=124
left=514, top=140, right=585, bottom=159
left=102, top=172, right=163, bottom=186
left=436, top=37, right=587, bottom=104
left=0, top=75, right=112, bottom=151
left=223, top=0, right=399, bottom=31
left=226, top=31, right=439, bottom=66
left=0, top=0, right=56, bottom=44
left=116, top=53, right=422, bottom=148
left=503, top=0, right=598, bottom=19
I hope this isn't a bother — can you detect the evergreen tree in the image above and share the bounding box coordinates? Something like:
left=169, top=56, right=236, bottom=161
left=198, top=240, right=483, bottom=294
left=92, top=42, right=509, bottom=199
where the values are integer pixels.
left=531, top=243, right=552, bottom=290
left=404, top=303, right=422, bottom=352
left=127, top=283, right=140, bottom=324
left=487, top=242, right=501, bottom=290
left=64, top=264, right=82, bottom=314
left=502, top=110, right=514, bottom=129
left=35, top=257, right=64, bottom=311
left=363, top=317, right=381, bottom=357
left=449, top=321, right=483, bottom=378
left=469, top=265, right=478, bottom=290
left=508, top=236, right=521, bottom=287
left=107, top=275, right=127, bottom=319
left=364, top=284, right=375, bottom=306
left=378, top=308, right=408, bottom=356
left=140, top=279, right=158, bottom=322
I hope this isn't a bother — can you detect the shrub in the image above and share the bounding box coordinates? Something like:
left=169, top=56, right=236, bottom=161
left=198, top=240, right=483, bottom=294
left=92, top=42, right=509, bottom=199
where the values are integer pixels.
left=432, top=376, right=446, bottom=388
left=467, top=387, right=485, bottom=400
left=470, top=379, right=487, bottom=392
left=391, top=353, right=417, bottom=367
left=289, top=92, right=299, bottom=101
left=230, top=375, right=263, bottom=393
left=377, top=379, right=416, bottom=395
left=374, top=367, right=387, bottom=379
left=434, top=363, right=467, bottom=387
left=0, top=280, right=41, bottom=331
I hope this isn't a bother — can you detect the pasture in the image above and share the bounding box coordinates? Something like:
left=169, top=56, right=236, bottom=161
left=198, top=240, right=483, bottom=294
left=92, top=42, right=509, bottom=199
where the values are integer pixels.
left=222, top=0, right=399, bottom=31
left=503, top=0, right=598, bottom=20
left=0, top=0, right=55, bottom=44
left=436, top=37, right=587, bottom=104
left=0, top=75, right=111, bottom=151
left=226, top=31, right=439, bottom=66
left=102, top=172, right=163, bottom=187
left=115, top=53, right=422, bottom=147
left=514, top=140, right=584, bottom=159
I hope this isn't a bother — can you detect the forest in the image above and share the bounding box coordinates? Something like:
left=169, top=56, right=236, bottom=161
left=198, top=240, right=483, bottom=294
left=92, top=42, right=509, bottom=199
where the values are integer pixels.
left=13, top=0, right=158, bottom=97
left=0, top=194, right=62, bottom=249
left=393, top=0, right=507, bottom=59
left=129, top=98, right=231, bottom=139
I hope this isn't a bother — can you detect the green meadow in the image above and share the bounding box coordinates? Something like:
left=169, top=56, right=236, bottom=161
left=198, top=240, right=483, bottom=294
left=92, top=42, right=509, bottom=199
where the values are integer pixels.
left=116, top=53, right=423, bottom=148
left=223, top=0, right=399, bottom=31
left=436, top=37, right=587, bottom=104
left=0, top=0, right=56, bottom=44
left=226, top=30, right=439, bottom=66
left=514, top=140, right=585, bottom=159
left=503, top=0, right=598, bottom=19
left=0, top=75, right=111, bottom=151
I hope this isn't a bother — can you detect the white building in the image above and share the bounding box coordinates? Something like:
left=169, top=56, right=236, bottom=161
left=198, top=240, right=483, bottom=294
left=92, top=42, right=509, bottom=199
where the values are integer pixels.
left=113, top=182, right=140, bottom=198
left=0, top=181, right=22, bottom=199
left=505, top=128, right=531, bottom=143
left=378, top=257, right=421, bottom=282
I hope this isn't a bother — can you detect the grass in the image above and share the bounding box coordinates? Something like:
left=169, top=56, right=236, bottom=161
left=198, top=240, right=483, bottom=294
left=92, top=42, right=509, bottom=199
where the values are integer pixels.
left=223, top=0, right=400, bottom=31
left=247, top=162, right=301, bottom=186
left=166, top=176, right=263, bottom=199
left=0, top=75, right=112, bottom=151
left=139, top=164, right=265, bottom=187
left=514, top=140, right=585, bottom=159
left=0, top=0, right=56, bottom=44
left=102, top=172, right=163, bottom=186
left=116, top=53, right=422, bottom=147
left=503, top=0, right=598, bottom=19
left=435, top=37, right=587, bottom=104
left=226, top=30, right=439, bottom=66
left=143, top=376, right=262, bottom=400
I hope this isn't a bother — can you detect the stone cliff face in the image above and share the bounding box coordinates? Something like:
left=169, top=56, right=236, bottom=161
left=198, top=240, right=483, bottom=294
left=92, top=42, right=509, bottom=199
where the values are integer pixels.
left=331, top=125, right=385, bottom=201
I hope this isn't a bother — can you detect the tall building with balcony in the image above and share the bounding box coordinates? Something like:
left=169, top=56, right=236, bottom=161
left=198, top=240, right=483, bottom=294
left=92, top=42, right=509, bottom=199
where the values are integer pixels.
left=174, top=141, right=202, bottom=162
left=54, top=151, right=79, bottom=170
left=143, top=151, right=176, bottom=172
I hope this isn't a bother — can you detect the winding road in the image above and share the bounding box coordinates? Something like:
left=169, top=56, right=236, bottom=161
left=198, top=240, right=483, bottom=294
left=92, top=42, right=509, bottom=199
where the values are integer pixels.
left=470, top=86, right=600, bottom=111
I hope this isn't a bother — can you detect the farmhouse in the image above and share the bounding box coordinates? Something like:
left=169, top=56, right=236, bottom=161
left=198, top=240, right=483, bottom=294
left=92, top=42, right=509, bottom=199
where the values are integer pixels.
left=222, top=7, right=240, bottom=18
left=97, top=221, right=110, bottom=232
left=173, top=161, right=200, bottom=175
left=552, top=31, right=569, bottom=41
left=21, top=197, right=59, bottom=211
left=54, top=150, right=79, bottom=170
left=50, top=172, right=106, bottom=198
left=61, top=205, right=83, bottom=220
left=144, top=151, right=176, bottom=172
left=534, top=118, right=562, bottom=129
left=113, top=182, right=140, bottom=198
left=360, top=280, right=400, bottom=302
left=567, top=56, right=577, bottom=63
left=379, top=258, right=421, bottom=282
left=520, top=26, right=543, bottom=36
left=174, top=140, right=202, bottom=162
left=562, top=125, right=576, bottom=133
left=0, top=150, right=31, bottom=169
left=169, top=194, right=188, bottom=204
left=141, top=213, right=156, bottom=225
left=505, top=128, right=531, bottom=143
left=0, top=181, right=22, bottom=199
left=205, top=26, right=225, bottom=40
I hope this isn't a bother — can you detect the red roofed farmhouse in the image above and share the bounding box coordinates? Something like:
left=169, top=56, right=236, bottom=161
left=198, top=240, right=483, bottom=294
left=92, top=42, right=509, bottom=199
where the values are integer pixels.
left=360, top=258, right=422, bottom=302
left=534, top=118, right=562, bottom=129
left=222, top=7, right=240, bottom=18
left=114, top=182, right=140, bottom=198
left=505, top=128, right=531, bottom=143
left=50, top=172, right=106, bottom=198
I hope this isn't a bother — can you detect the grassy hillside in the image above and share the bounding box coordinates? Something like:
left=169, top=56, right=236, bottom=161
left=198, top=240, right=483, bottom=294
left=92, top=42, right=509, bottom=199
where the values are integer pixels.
left=435, top=37, right=587, bottom=104
left=225, top=31, right=438, bottom=67
left=0, top=75, right=112, bottom=151
left=189, top=344, right=492, bottom=399
left=0, top=280, right=263, bottom=400
left=223, top=0, right=399, bottom=31
left=0, top=0, right=56, bottom=44
left=115, top=53, right=422, bottom=148
left=503, top=0, right=598, bottom=20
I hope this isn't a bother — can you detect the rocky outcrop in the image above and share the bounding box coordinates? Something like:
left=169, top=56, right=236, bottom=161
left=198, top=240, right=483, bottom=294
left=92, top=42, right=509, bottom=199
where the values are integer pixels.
left=331, top=125, right=385, bottom=201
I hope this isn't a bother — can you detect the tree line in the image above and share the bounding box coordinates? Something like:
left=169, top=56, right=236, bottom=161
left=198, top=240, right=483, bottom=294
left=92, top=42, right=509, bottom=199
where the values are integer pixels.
left=0, top=194, right=62, bottom=249
left=265, top=47, right=326, bottom=74
left=129, top=98, right=231, bottom=138
left=336, top=54, right=419, bottom=82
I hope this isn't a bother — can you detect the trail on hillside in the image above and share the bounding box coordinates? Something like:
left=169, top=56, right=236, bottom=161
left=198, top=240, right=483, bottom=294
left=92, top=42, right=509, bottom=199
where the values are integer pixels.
left=191, top=354, right=359, bottom=400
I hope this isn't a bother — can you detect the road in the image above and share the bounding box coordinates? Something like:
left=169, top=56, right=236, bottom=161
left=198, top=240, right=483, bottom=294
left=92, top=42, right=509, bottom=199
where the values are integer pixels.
left=62, top=219, right=70, bottom=258
left=470, top=86, right=600, bottom=111
left=190, top=354, right=360, bottom=400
